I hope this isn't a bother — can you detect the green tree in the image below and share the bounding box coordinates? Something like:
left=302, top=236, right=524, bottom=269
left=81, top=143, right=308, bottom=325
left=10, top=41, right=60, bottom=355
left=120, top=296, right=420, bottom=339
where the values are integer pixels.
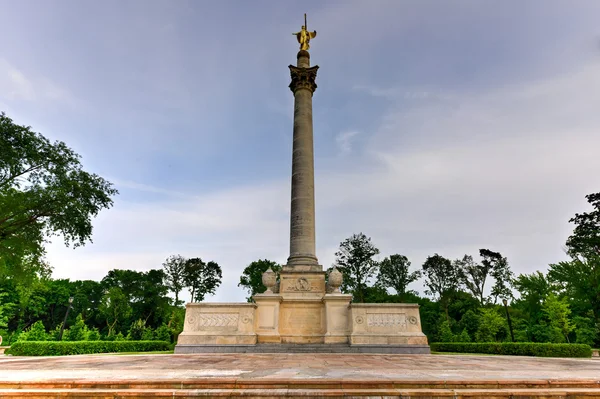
left=127, top=319, right=147, bottom=341
left=87, top=327, right=100, bottom=341
left=542, top=293, right=575, bottom=343
left=422, top=254, right=458, bottom=321
left=64, top=313, right=87, bottom=341
left=333, top=233, right=380, bottom=303
left=162, top=255, right=186, bottom=306
left=183, top=258, right=222, bottom=302
left=566, top=192, right=600, bottom=257
left=573, top=314, right=597, bottom=346
left=18, top=320, right=47, bottom=341
left=512, top=271, right=552, bottom=341
left=454, top=249, right=513, bottom=305
left=376, top=254, right=421, bottom=297
left=454, top=255, right=488, bottom=305
left=437, top=319, right=455, bottom=342
left=0, top=291, right=15, bottom=330
left=481, top=249, right=514, bottom=304
left=475, top=308, right=508, bottom=342
left=457, top=328, right=471, bottom=342
left=238, top=259, right=282, bottom=301
left=99, top=287, right=131, bottom=336
left=101, top=269, right=170, bottom=329
left=0, top=112, right=118, bottom=262
left=548, top=256, right=600, bottom=325
left=155, top=324, right=171, bottom=343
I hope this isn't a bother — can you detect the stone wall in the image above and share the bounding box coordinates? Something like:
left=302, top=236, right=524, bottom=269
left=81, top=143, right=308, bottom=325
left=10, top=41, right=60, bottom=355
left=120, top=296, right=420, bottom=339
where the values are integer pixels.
left=349, top=303, right=428, bottom=345
left=177, top=303, right=257, bottom=345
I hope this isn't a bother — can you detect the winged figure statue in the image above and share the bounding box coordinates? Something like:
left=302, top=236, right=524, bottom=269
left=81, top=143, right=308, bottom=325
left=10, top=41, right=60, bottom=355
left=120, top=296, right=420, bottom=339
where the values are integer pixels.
left=293, top=15, right=317, bottom=51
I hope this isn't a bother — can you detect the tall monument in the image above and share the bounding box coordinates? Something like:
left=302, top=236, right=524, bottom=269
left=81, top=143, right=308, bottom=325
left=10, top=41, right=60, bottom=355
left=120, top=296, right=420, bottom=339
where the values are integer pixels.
left=175, top=16, right=429, bottom=353
left=287, top=15, right=320, bottom=271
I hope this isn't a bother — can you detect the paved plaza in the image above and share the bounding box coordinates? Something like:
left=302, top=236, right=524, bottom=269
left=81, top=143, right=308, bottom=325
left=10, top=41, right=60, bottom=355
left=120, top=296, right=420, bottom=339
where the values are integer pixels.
left=2, top=353, right=600, bottom=397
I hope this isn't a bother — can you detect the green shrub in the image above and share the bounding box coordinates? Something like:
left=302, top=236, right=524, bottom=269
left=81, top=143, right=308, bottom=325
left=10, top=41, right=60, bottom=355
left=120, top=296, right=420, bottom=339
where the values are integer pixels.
left=155, top=324, right=171, bottom=343
left=127, top=319, right=146, bottom=341
left=457, top=328, right=471, bottom=343
left=18, top=321, right=48, bottom=341
left=437, top=320, right=456, bottom=342
left=64, top=314, right=88, bottom=341
left=141, top=328, right=154, bottom=341
left=87, top=328, right=101, bottom=341
left=6, top=340, right=171, bottom=356
left=430, top=342, right=592, bottom=358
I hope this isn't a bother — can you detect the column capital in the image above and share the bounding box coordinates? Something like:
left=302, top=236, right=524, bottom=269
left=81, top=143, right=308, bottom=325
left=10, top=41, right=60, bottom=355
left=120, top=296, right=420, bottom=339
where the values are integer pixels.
left=289, top=65, right=319, bottom=94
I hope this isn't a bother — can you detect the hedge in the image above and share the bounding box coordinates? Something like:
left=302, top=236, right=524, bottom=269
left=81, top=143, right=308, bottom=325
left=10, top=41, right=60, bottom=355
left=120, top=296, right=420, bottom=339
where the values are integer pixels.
left=430, top=342, right=592, bottom=358
left=6, top=340, right=171, bottom=356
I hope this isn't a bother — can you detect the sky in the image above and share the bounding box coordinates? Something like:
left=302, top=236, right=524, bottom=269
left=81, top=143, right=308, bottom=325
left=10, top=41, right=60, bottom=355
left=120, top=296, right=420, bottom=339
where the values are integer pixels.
left=1, top=0, right=599, bottom=303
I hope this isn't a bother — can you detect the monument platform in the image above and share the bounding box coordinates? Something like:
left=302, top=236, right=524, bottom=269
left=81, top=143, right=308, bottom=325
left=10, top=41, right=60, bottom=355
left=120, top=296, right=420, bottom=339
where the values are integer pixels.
left=1, top=353, right=600, bottom=398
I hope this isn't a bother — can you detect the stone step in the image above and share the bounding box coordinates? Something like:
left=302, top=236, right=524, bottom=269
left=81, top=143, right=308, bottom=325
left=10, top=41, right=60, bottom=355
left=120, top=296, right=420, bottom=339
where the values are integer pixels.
left=2, top=379, right=600, bottom=390
left=1, top=388, right=600, bottom=398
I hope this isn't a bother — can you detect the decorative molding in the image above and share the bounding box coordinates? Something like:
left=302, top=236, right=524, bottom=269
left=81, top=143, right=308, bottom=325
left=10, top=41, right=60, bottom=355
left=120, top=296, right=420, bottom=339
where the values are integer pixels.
left=197, top=313, right=239, bottom=327
left=367, top=313, right=407, bottom=328
left=283, top=277, right=315, bottom=292
left=355, top=316, right=364, bottom=324
left=408, top=316, right=418, bottom=325
left=289, top=65, right=319, bottom=94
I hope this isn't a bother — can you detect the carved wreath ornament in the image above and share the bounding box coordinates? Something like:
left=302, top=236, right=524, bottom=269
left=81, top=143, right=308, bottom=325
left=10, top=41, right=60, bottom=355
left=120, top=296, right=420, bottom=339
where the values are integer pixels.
left=295, top=277, right=311, bottom=291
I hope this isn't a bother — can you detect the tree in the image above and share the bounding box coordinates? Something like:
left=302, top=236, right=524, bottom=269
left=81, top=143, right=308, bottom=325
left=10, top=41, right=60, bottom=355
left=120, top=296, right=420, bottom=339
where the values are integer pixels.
left=475, top=308, right=508, bottom=342
left=566, top=192, right=600, bottom=257
left=64, top=313, right=87, bottom=341
left=183, top=258, right=222, bottom=302
left=101, top=269, right=170, bottom=328
left=162, top=255, right=186, bottom=306
left=513, top=271, right=552, bottom=325
left=542, top=293, right=575, bottom=343
left=99, top=287, right=131, bottom=336
left=422, top=254, right=458, bottom=320
left=0, top=291, right=15, bottom=330
left=0, top=112, right=118, bottom=262
left=376, top=254, right=421, bottom=297
left=333, top=233, right=380, bottom=303
left=481, top=249, right=514, bottom=303
left=548, top=255, right=600, bottom=324
left=454, top=249, right=513, bottom=306
left=238, top=259, right=282, bottom=301
left=454, top=255, right=489, bottom=305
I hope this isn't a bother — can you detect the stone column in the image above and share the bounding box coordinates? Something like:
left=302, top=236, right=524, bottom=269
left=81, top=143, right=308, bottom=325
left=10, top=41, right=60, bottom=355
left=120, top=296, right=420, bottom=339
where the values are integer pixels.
left=286, top=50, right=320, bottom=271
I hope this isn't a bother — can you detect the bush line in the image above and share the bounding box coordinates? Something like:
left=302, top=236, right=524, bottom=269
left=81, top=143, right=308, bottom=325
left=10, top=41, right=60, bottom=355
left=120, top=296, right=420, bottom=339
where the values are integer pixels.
left=6, top=340, right=171, bottom=356
left=430, top=342, right=592, bottom=358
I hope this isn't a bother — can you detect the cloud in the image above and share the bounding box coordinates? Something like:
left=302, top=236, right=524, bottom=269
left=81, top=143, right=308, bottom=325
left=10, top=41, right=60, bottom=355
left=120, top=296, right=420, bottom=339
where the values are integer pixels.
left=0, top=59, right=36, bottom=101
left=0, top=59, right=76, bottom=106
left=335, top=130, right=359, bottom=155
left=46, top=58, right=600, bottom=302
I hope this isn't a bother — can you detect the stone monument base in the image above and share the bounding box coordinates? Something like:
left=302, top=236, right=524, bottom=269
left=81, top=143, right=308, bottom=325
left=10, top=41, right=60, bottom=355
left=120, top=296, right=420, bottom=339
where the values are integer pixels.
left=175, top=272, right=429, bottom=354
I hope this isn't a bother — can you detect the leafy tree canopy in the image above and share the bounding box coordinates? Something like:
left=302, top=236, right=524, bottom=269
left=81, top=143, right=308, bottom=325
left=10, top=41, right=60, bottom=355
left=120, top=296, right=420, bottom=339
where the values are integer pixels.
left=238, top=259, right=281, bottom=302
left=183, top=258, right=222, bottom=302
left=333, top=232, right=380, bottom=303
left=0, top=112, right=118, bottom=262
left=566, top=192, right=600, bottom=257
left=376, top=254, right=421, bottom=297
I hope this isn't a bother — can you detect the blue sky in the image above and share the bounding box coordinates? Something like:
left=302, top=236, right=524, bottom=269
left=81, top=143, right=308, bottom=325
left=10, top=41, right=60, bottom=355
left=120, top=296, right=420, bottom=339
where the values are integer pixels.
left=1, top=0, right=599, bottom=302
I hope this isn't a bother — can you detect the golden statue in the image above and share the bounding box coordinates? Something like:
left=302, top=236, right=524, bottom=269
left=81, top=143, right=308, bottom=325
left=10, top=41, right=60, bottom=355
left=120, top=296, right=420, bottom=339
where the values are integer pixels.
left=293, top=14, right=317, bottom=51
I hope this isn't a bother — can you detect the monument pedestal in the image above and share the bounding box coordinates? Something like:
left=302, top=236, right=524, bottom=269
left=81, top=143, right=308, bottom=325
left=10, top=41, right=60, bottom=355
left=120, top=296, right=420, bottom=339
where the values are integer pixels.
left=175, top=270, right=429, bottom=353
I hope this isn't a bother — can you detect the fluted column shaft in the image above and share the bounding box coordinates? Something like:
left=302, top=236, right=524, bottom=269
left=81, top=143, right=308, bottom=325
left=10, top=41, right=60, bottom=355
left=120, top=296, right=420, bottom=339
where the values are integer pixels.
left=286, top=50, right=320, bottom=271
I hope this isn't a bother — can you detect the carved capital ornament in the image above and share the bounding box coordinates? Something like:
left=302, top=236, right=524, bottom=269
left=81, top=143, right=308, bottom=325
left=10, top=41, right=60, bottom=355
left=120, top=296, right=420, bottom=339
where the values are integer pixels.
left=289, top=65, right=319, bottom=94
